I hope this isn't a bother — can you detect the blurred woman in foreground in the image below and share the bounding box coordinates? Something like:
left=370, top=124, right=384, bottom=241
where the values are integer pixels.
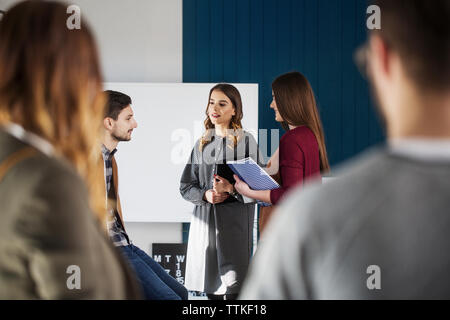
left=0, top=0, right=140, bottom=299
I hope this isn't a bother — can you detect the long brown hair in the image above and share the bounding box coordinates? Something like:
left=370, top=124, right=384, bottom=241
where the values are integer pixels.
left=199, top=83, right=244, bottom=151
left=272, top=71, right=330, bottom=172
left=0, top=1, right=107, bottom=224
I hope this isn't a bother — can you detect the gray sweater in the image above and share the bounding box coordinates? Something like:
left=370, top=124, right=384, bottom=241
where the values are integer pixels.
left=240, top=148, right=450, bottom=299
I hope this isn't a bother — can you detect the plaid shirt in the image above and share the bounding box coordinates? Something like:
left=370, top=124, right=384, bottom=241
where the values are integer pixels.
left=101, top=145, right=130, bottom=247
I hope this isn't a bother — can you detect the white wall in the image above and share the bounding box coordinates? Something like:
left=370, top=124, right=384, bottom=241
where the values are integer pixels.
left=0, top=0, right=184, bottom=255
left=83, top=0, right=184, bottom=254
left=1, top=0, right=182, bottom=82
left=124, top=222, right=182, bottom=255
left=70, top=0, right=182, bottom=83
left=0, top=0, right=19, bottom=10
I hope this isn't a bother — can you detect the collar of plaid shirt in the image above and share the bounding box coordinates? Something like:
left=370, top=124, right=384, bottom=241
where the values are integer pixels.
left=101, top=144, right=117, bottom=160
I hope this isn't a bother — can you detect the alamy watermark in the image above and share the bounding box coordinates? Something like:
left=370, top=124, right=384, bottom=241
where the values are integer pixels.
left=366, top=265, right=381, bottom=290
left=2, top=3, right=378, bottom=30
left=366, top=5, right=381, bottom=30
left=171, top=126, right=280, bottom=165
left=66, top=5, right=81, bottom=30
left=66, top=265, right=81, bottom=290
left=0, top=5, right=80, bottom=27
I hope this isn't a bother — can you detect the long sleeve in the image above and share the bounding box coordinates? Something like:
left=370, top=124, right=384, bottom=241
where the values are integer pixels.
left=270, top=135, right=304, bottom=205
left=15, top=159, right=139, bottom=299
left=180, top=146, right=208, bottom=206
left=239, top=187, right=317, bottom=300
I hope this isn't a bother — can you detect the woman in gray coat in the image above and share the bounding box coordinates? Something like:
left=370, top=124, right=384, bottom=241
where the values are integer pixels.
left=180, top=84, right=263, bottom=300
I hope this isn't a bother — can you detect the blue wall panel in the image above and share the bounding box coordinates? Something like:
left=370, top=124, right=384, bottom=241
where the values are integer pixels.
left=183, top=0, right=385, bottom=167
left=210, top=0, right=224, bottom=82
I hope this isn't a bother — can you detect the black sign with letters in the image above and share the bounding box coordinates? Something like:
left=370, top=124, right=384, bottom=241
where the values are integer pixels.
left=152, top=243, right=187, bottom=286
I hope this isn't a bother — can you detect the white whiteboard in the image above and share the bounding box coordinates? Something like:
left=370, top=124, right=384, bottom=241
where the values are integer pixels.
left=103, top=83, right=259, bottom=222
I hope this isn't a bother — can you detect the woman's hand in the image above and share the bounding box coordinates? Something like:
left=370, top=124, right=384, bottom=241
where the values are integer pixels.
left=233, top=175, right=252, bottom=198
left=213, top=175, right=233, bottom=194
left=204, top=189, right=229, bottom=204
left=233, top=175, right=273, bottom=204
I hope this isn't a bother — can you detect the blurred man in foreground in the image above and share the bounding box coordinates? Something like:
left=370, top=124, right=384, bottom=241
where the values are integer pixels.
left=241, top=0, right=450, bottom=299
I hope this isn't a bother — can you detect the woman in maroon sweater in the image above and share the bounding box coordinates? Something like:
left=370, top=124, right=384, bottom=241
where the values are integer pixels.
left=269, top=125, right=322, bottom=204
left=234, top=72, right=329, bottom=230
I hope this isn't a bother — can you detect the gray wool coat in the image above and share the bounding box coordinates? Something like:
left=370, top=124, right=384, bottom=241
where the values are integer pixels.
left=180, top=130, right=264, bottom=295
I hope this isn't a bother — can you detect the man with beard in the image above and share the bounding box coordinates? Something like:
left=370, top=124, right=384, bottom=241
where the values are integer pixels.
left=101, top=90, right=188, bottom=300
left=240, top=0, right=450, bottom=299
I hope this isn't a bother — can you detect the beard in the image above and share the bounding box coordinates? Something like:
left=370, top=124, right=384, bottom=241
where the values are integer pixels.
left=112, top=131, right=132, bottom=142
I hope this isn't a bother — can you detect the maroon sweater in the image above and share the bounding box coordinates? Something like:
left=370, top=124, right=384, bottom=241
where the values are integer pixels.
left=270, top=126, right=321, bottom=205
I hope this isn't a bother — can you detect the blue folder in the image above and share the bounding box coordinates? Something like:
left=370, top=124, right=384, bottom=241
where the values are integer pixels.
left=227, top=157, right=280, bottom=207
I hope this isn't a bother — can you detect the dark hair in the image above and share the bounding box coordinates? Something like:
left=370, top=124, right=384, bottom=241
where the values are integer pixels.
left=104, top=90, right=132, bottom=120
left=272, top=71, right=330, bottom=173
left=371, top=0, right=450, bottom=91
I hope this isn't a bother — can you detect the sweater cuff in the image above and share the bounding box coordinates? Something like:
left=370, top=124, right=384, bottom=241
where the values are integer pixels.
left=270, top=188, right=282, bottom=205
